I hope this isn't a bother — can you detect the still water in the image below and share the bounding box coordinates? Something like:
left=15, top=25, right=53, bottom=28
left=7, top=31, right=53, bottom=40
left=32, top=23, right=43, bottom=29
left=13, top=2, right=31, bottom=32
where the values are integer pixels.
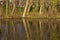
left=0, top=18, right=60, bottom=40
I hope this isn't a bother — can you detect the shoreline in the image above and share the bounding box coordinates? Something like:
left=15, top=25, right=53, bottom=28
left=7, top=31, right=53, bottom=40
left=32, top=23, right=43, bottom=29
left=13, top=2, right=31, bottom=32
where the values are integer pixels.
left=0, top=13, right=60, bottom=19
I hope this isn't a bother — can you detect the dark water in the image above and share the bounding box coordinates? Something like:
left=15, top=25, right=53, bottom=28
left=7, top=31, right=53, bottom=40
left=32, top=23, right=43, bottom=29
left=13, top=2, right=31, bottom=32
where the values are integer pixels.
left=0, top=18, right=60, bottom=40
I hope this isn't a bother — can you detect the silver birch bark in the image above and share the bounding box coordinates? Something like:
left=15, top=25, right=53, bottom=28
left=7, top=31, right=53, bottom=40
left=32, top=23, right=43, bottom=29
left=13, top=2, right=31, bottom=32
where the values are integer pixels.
left=22, top=0, right=29, bottom=17
left=26, top=0, right=32, bottom=15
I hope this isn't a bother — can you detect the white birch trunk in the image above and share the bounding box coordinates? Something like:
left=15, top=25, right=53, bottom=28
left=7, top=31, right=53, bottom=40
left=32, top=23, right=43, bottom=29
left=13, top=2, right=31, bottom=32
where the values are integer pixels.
left=27, top=0, right=32, bottom=15
left=23, top=0, right=29, bottom=17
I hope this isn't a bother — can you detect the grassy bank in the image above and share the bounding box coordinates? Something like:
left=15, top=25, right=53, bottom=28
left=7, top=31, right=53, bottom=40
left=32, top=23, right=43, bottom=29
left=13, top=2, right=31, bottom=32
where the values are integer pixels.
left=0, top=12, right=60, bottom=19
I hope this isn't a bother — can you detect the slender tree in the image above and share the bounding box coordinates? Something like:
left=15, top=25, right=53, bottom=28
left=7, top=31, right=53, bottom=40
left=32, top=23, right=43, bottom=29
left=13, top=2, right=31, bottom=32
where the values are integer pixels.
left=6, top=0, right=9, bottom=18
left=22, top=0, right=30, bottom=40
left=6, top=0, right=9, bottom=40
left=39, top=0, right=44, bottom=14
left=39, top=0, right=44, bottom=39
left=22, top=0, right=29, bottom=17
left=26, top=0, right=32, bottom=15
left=11, top=0, right=16, bottom=15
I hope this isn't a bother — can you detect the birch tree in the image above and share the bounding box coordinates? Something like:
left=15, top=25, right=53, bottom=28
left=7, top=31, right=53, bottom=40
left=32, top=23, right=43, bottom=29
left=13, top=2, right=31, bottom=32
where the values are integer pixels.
left=39, top=0, right=44, bottom=39
left=39, top=0, right=44, bottom=14
left=22, top=0, right=29, bottom=17
left=26, top=0, right=32, bottom=15
left=22, top=0, right=30, bottom=40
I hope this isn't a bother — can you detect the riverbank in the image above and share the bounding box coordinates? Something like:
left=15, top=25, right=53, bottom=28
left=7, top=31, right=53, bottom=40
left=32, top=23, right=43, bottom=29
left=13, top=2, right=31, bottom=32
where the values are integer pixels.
left=0, top=12, right=60, bottom=19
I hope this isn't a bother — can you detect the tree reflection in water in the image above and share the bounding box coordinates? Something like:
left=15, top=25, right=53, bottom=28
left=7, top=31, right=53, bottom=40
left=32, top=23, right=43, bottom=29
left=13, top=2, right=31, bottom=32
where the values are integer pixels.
left=0, top=18, right=60, bottom=40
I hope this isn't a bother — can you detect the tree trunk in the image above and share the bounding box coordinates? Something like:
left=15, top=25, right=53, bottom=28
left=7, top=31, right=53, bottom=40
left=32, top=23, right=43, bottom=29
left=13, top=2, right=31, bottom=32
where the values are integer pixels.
left=23, top=0, right=29, bottom=17
left=11, top=0, right=15, bottom=15
left=26, top=0, right=32, bottom=15
left=39, top=0, right=44, bottom=14
left=6, top=0, right=9, bottom=18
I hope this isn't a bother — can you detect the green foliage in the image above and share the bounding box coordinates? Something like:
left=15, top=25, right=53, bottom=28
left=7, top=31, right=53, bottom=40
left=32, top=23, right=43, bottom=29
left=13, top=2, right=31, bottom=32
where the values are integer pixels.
left=55, top=1, right=60, bottom=12
left=15, top=7, right=24, bottom=13
left=51, top=0, right=58, bottom=5
left=2, top=4, right=6, bottom=14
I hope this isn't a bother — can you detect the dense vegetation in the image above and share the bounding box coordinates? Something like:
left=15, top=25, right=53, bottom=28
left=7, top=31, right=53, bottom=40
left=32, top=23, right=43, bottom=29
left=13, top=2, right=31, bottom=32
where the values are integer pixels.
left=0, top=0, right=60, bottom=40
left=0, top=0, right=60, bottom=18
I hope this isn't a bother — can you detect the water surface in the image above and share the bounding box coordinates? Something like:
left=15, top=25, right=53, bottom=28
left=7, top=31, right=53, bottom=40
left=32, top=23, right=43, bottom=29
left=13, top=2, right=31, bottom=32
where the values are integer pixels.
left=0, top=18, right=60, bottom=40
